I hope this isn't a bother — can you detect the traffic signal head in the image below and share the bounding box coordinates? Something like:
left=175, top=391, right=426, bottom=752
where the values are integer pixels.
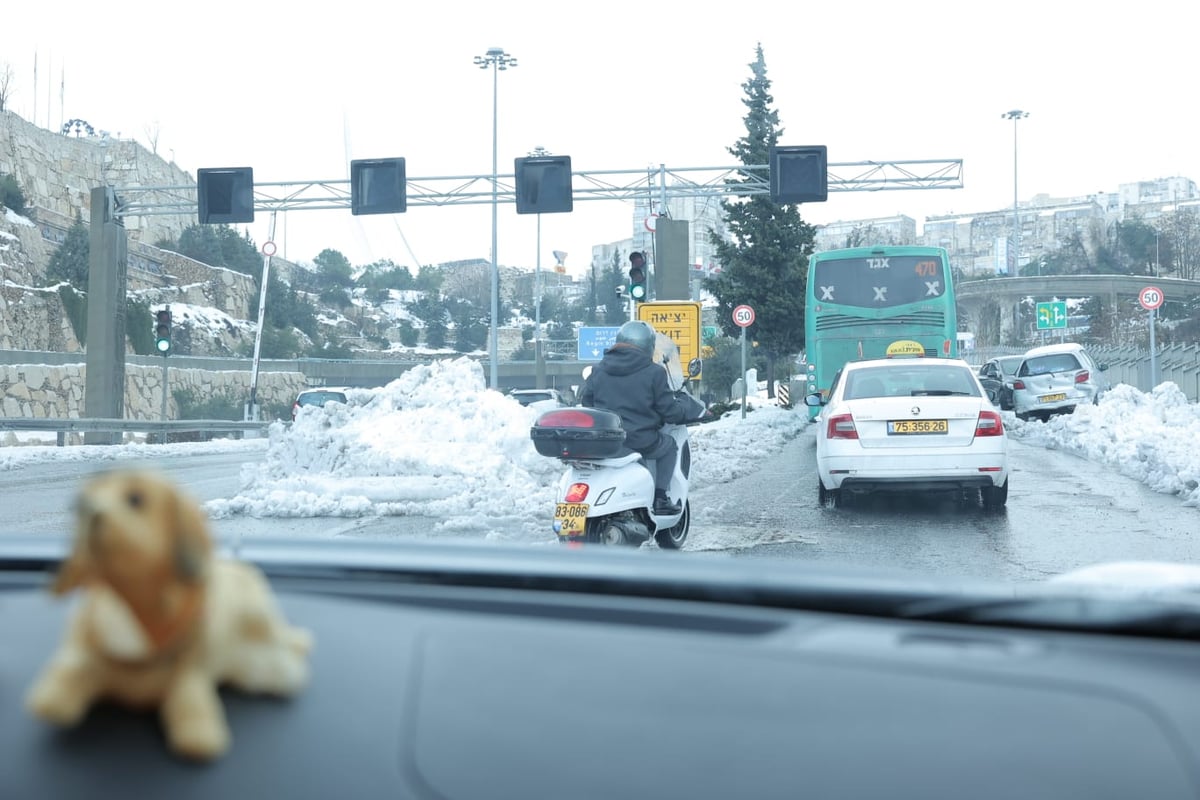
left=769, top=145, right=828, bottom=204
left=628, top=251, right=647, bottom=301
left=155, top=308, right=172, bottom=354
left=197, top=167, right=255, bottom=224
left=514, top=155, right=573, bottom=214
left=351, top=157, right=407, bottom=215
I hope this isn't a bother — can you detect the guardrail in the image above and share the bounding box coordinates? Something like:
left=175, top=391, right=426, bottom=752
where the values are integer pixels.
left=0, top=418, right=275, bottom=447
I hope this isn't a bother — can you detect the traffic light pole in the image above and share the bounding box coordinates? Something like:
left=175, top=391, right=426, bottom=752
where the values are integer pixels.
left=160, top=357, right=169, bottom=422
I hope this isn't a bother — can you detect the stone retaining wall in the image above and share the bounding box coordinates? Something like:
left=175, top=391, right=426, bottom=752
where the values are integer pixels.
left=0, top=362, right=307, bottom=422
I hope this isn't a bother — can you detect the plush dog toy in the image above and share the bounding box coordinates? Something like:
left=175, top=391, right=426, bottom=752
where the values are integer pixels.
left=25, top=469, right=313, bottom=761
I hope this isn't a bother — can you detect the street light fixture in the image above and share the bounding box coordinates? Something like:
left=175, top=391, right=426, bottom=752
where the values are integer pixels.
left=1001, top=110, right=1029, bottom=277
left=474, top=46, right=518, bottom=390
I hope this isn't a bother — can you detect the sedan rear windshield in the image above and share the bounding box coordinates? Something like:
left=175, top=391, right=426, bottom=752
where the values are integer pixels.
left=845, top=365, right=981, bottom=399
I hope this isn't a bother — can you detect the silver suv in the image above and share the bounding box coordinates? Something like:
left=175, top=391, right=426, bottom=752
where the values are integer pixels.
left=1011, top=343, right=1110, bottom=421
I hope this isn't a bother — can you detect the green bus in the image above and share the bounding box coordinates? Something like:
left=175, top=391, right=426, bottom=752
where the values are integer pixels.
left=803, top=245, right=958, bottom=417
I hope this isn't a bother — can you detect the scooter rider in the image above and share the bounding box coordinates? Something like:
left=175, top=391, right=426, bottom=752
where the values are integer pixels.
left=580, top=320, right=699, bottom=515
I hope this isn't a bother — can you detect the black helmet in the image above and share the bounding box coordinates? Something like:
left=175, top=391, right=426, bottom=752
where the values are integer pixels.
left=615, top=321, right=656, bottom=355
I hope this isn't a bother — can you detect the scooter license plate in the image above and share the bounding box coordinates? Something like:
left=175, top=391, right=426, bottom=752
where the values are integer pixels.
left=554, top=502, right=589, bottom=537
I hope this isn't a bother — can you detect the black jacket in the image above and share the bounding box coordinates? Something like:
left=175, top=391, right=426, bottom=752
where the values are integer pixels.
left=580, top=343, right=697, bottom=451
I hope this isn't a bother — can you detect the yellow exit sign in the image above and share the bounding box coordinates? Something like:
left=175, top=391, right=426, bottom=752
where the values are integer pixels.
left=637, top=301, right=702, bottom=371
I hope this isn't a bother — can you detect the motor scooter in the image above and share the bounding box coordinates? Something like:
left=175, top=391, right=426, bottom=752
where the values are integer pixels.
left=531, top=335, right=705, bottom=549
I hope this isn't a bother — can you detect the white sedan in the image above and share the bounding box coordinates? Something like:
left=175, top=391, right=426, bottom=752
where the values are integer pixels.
left=805, top=358, right=1009, bottom=509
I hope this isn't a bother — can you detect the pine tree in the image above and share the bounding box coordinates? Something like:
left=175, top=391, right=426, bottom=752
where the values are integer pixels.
left=45, top=212, right=90, bottom=287
left=704, top=44, right=816, bottom=397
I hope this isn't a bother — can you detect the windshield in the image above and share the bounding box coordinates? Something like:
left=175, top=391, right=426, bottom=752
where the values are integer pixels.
left=3, top=2, right=1200, bottom=746
left=997, top=357, right=1024, bottom=377
left=512, top=391, right=556, bottom=405
left=296, top=391, right=347, bottom=407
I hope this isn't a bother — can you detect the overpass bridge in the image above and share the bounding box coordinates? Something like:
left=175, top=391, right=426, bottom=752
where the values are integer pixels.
left=956, top=274, right=1200, bottom=342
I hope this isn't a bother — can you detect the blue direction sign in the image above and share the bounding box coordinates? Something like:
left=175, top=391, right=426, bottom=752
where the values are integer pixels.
left=577, top=326, right=620, bottom=361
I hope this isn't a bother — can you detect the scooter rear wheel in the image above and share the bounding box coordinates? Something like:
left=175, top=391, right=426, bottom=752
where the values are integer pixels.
left=653, top=500, right=690, bottom=550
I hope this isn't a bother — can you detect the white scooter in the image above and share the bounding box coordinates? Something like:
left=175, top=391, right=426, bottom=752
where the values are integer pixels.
left=531, top=335, right=705, bottom=549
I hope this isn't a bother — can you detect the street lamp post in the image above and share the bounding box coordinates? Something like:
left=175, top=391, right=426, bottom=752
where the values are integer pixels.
left=528, top=146, right=550, bottom=350
left=474, top=47, right=518, bottom=390
left=1001, top=110, right=1029, bottom=277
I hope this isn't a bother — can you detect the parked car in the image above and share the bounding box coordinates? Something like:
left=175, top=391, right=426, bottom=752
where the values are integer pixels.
left=805, top=358, right=1009, bottom=509
left=508, top=388, right=566, bottom=412
left=1010, top=343, right=1110, bottom=422
left=291, top=387, right=350, bottom=421
left=977, top=355, right=1025, bottom=410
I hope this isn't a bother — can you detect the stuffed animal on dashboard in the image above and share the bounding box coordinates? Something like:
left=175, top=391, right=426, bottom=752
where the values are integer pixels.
left=25, top=469, right=313, bottom=761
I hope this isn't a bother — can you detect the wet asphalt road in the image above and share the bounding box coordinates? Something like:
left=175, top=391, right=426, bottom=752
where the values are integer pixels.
left=4, top=431, right=1197, bottom=584
left=688, top=427, right=1200, bottom=582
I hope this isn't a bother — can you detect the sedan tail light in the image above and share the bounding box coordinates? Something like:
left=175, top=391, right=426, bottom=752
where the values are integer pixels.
left=1075, top=371, right=1090, bottom=384
left=827, top=413, right=859, bottom=440
left=975, top=409, right=1004, bottom=437
left=1012, top=379, right=1025, bottom=390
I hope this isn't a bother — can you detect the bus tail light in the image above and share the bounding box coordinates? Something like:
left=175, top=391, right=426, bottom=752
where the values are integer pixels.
left=943, top=339, right=951, bottom=355
left=827, top=413, right=859, bottom=440
left=975, top=410, right=1004, bottom=437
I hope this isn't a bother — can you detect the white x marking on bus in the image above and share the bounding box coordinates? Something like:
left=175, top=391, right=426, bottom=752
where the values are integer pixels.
left=820, top=286, right=835, bottom=300
left=873, top=287, right=888, bottom=302
left=925, top=280, right=940, bottom=296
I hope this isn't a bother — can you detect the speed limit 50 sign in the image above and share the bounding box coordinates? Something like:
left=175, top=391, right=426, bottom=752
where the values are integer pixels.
left=733, top=304, right=755, bottom=328
left=1139, top=286, right=1164, bottom=311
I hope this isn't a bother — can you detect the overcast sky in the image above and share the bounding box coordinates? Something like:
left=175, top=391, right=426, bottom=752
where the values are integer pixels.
left=3, top=1, right=1196, bottom=276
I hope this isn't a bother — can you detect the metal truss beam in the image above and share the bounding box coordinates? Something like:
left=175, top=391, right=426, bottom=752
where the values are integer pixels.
left=111, top=159, right=963, bottom=218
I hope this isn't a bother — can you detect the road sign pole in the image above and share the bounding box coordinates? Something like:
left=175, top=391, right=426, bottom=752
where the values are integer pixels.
left=740, top=325, right=747, bottom=420
left=1139, top=286, right=1164, bottom=389
left=1150, top=306, right=1158, bottom=388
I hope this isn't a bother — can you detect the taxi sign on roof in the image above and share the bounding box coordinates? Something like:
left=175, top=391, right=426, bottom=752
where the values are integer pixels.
left=886, top=340, right=925, bottom=358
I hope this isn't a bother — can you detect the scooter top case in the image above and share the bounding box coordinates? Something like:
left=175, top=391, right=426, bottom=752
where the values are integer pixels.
left=530, top=408, right=627, bottom=460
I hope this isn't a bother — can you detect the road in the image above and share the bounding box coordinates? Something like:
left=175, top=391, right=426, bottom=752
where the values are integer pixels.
left=4, top=433, right=1198, bottom=583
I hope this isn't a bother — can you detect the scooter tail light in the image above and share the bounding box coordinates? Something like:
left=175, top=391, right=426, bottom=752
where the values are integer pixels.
left=565, top=483, right=589, bottom=503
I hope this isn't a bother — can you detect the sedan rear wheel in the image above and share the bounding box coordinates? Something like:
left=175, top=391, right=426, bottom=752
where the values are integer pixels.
left=818, top=479, right=841, bottom=508
left=982, top=478, right=1009, bottom=510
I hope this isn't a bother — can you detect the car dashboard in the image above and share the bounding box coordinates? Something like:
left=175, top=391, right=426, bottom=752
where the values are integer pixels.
left=2, top=538, right=1199, bottom=800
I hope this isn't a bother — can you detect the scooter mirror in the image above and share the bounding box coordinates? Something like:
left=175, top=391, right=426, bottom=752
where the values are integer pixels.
left=687, top=358, right=702, bottom=378
left=582, top=365, right=593, bottom=381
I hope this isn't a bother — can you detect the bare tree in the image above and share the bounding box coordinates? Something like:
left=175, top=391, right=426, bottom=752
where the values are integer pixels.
left=439, top=262, right=491, bottom=309
left=143, top=120, right=161, bottom=155
left=0, top=62, right=14, bottom=113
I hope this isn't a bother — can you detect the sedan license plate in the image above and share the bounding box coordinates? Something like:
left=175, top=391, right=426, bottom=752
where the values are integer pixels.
left=554, top=502, right=588, bottom=537
left=1039, top=393, right=1068, bottom=403
left=887, top=419, right=948, bottom=435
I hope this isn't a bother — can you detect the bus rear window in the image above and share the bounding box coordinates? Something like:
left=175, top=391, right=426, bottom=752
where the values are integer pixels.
left=812, top=255, right=947, bottom=307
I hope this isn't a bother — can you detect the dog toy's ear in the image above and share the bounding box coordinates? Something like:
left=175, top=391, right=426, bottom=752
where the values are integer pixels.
left=51, top=531, right=93, bottom=596
left=171, top=488, right=213, bottom=583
